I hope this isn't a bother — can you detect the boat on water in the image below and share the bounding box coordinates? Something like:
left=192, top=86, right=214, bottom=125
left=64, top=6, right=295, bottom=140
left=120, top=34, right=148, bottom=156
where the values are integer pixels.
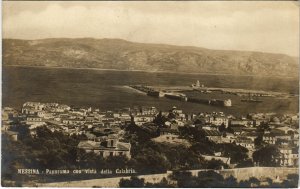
left=191, top=80, right=212, bottom=93
left=241, top=93, right=263, bottom=103
left=192, top=80, right=205, bottom=88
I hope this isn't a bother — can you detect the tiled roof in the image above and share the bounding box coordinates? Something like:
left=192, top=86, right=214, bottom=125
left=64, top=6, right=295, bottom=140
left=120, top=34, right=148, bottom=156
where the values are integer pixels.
left=85, top=132, right=96, bottom=139
left=241, top=132, right=258, bottom=137
left=263, top=133, right=276, bottom=137
left=46, top=120, right=62, bottom=125
left=117, top=142, right=131, bottom=151
left=78, top=140, right=98, bottom=149
left=203, top=129, right=221, bottom=136
left=276, top=126, right=296, bottom=132
left=271, top=130, right=290, bottom=136
left=236, top=137, right=253, bottom=143
left=278, top=145, right=292, bottom=150
left=231, top=127, right=243, bottom=132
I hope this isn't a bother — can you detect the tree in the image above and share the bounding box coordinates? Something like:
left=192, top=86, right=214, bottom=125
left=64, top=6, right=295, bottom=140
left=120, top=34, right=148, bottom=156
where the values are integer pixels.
left=196, top=171, right=226, bottom=187
left=253, top=145, right=281, bottom=166
left=134, top=148, right=171, bottom=174
left=248, top=177, right=260, bottom=187
left=194, top=119, right=204, bottom=125
left=105, top=155, right=129, bottom=170
left=257, top=122, right=270, bottom=132
left=177, top=149, right=204, bottom=170
left=254, top=134, right=264, bottom=148
left=235, top=159, right=254, bottom=168
left=224, top=175, right=238, bottom=187
left=178, top=126, right=207, bottom=143
left=119, top=176, right=145, bottom=187
left=218, top=123, right=226, bottom=133
left=266, top=177, right=273, bottom=186
left=239, top=177, right=261, bottom=187
left=205, top=159, right=228, bottom=170
left=167, top=112, right=176, bottom=120
left=171, top=171, right=197, bottom=187
left=10, top=124, right=30, bottom=140
left=281, top=174, right=299, bottom=188
left=226, top=126, right=234, bottom=134
left=215, top=143, right=248, bottom=164
left=36, top=126, right=52, bottom=139
left=153, top=111, right=166, bottom=127
left=145, top=177, right=173, bottom=187
left=170, top=170, right=229, bottom=188
left=190, top=142, right=215, bottom=155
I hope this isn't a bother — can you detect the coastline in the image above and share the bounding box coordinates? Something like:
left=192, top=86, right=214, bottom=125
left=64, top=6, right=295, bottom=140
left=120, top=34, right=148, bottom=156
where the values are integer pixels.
left=3, top=65, right=298, bottom=79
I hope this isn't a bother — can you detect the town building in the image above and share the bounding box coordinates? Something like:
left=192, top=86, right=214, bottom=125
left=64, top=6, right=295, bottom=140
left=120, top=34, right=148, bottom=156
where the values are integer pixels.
left=23, top=102, right=45, bottom=111
left=235, top=137, right=255, bottom=150
left=203, top=129, right=222, bottom=143
left=26, top=116, right=46, bottom=127
left=276, top=145, right=299, bottom=167
left=230, top=126, right=244, bottom=135
left=263, top=133, right=276, bottom=144
left=159, top=128, right=179, bottom=135
left=230, top=119, right=254, bottom=127
left=133, top=115, right=155, bottom=126
left=153, top=133, right=189, bottom=146
left=202, top=153, right=231, bottom=165
left=78, top=134, right=131, bottom=159
left=206, top=114, right=229, bottom=127
left=3, top=130, right=18, bottom=141
left=222, top=132, right=236, bottom=143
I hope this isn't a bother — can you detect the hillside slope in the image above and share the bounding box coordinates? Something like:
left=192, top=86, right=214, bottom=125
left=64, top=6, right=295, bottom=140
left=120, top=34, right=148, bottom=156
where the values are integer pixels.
left=3, top=38, right=299, bottom=77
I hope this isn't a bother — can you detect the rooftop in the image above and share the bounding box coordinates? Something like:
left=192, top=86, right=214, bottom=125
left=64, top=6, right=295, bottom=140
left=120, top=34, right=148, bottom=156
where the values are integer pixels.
left=203, top=129, right=221, bottom=136
left=78, top=140, right=130, bottom=151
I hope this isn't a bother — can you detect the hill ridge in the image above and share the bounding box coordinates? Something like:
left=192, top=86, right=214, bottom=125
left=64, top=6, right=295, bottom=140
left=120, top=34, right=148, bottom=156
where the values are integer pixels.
left=3, top=38, right=299, bottom=77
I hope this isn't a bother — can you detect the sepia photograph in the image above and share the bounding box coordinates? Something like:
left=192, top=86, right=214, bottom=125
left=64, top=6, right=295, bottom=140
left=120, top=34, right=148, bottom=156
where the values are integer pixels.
left=1, top=1, right=299, bottom=187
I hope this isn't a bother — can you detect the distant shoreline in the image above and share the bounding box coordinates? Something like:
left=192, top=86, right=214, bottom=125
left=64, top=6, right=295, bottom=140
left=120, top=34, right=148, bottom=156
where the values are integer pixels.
left=3, top=65, right=298, bottom=79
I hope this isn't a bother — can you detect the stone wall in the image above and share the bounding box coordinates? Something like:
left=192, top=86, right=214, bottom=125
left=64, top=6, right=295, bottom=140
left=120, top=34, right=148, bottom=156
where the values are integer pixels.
left=36, top=167, right=298, bottom=187
left=218, top=167, right=297, bottom=181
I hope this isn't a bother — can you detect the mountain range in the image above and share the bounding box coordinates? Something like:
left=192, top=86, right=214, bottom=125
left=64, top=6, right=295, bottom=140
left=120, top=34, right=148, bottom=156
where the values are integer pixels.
left=3, top=38, right=299, bottom=77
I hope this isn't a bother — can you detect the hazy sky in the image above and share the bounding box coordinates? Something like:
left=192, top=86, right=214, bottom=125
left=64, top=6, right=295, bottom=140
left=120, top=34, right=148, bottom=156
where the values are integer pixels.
left=3, top=1, right=299, bottom=56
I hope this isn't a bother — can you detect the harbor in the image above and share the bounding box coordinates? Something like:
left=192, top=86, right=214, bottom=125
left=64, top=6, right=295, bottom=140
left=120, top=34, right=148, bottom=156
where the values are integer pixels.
left=127, top=80, right=294, bottom=108
left=128, top=84, right=232, bottom=107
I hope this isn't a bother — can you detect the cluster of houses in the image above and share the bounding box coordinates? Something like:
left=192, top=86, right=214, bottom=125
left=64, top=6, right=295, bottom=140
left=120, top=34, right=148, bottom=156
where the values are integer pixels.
left=135, top=108, right=299, bottom=167
left=2, top=102, right=299, bottom=167
left=3, top=102, right=142, bottom=159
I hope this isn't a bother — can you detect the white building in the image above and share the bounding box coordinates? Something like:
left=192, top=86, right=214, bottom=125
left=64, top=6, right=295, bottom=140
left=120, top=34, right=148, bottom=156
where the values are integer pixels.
left=78, top=134, right=131, bottom=159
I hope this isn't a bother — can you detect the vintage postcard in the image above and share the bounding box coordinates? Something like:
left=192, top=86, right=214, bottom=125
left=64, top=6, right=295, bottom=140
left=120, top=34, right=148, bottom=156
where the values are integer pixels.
left=2, top=1, right=299, bottom=187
